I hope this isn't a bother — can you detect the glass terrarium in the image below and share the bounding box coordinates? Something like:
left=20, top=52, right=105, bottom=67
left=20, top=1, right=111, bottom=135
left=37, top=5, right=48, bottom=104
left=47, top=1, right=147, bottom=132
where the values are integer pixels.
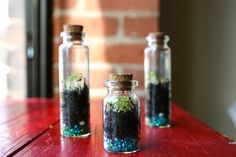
left=144, top=32, right=171, bottom=127
left=103, top=73, right=140, bottom=153
left=58, top=25, right=90, bottom=137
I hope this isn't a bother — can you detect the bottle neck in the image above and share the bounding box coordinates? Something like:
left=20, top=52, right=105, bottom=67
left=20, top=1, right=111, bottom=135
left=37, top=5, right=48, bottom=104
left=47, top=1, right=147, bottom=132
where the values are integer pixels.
left=62, top=37, right=84, bottom=44
left=148, top=40, right=168, bottom=48
left=147, top=34, right=169, bottom=48
left=108, top=87, right=135, bottom=96
left=61, top=32, right=85, bottom=44
left=105, top=80, right=138, bottom=96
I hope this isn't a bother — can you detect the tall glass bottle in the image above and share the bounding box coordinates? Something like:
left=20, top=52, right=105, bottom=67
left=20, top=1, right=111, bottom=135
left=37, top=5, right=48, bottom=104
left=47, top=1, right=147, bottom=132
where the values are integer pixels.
left=144, top=32, right=171, bottom=127
left=59, top=25, right=90, bottom=137
left=103, top=73, right=140, bottom=153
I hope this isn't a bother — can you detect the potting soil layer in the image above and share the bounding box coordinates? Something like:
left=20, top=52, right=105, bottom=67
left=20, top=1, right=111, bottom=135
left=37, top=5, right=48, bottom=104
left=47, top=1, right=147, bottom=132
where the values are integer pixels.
left=104, top=101, right=140, bottom=152
left=60, top=83, right=90, bottom=137
left=146, top=82, right=170, bottom=127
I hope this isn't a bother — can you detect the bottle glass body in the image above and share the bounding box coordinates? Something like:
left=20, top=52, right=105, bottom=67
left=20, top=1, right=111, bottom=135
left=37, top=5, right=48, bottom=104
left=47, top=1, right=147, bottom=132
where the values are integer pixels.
left=59, top=32, right=90, bottom=137
left=103, top=80, right=140, bottom=153
left=144, top=33, right=171, bottom=127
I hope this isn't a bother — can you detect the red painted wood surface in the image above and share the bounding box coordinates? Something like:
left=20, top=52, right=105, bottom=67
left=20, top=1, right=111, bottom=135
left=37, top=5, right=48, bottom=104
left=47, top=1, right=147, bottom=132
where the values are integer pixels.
left=0, top=99, right=236, bottom=157
left=0, top=99, right=59, bottom=156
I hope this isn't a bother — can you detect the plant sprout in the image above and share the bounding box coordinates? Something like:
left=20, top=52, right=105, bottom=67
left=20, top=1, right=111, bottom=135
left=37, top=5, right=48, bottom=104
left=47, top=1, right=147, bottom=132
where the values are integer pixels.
left=64, top=74, right=84, bottom=91
left=148, top=71, right=168, bottom=84
left=109, top=96, right=134, bottom=112
left=148, top=71, right=158, bottom=84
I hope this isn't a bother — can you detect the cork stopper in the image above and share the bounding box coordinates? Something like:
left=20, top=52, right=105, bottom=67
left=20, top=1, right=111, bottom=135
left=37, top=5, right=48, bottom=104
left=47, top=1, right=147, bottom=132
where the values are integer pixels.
left=147, top=32, right=169, bottom=46
left=107, top=73, right=134, bottom=91
left=108, top=73, right=133, bottom=81
left=148, top=32, right=169, bottom=41
left=63, top=24, right=83, bottom=33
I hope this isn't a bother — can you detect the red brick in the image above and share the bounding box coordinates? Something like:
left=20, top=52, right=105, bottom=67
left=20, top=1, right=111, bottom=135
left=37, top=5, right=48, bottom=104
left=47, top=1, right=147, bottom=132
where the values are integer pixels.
left=54, top=0, right=78, bottom=9
left=85, top=0, right=159, bottom=11
left=90, top=68, right=144, bottom=92
left=124, top=17, right=159, bottom=37
left=90, top=44, right=146, bottom=64
left=53, top=43, right=146, bottom=90
left=53, top=17, right=118, bottom=37
left=53, top=42, right=146, bottom=64
left=90, top=68, right=116, bottom=88
left=53, top=43, right=146, bottom=64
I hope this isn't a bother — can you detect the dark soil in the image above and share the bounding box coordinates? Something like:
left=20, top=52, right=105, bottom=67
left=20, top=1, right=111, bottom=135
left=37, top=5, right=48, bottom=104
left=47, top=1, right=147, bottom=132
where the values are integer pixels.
left=104, top=103, right=140, bottom=139
left=61, top=83, right=90, bottom=132
left=146, top=82, right=170, bottom=118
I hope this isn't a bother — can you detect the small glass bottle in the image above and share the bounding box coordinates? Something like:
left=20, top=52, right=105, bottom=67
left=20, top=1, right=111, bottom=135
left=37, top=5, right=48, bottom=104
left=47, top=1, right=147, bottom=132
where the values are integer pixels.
left=103, top=73, right=140, bottom=153
left=59, top=25, right=90, bottom=137
left=144, top=32, right=171, bottom=127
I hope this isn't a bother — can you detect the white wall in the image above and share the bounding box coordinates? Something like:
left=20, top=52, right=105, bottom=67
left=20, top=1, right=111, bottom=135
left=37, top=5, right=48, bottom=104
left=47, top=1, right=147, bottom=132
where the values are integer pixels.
left=160, top=0, right=236, bottom=139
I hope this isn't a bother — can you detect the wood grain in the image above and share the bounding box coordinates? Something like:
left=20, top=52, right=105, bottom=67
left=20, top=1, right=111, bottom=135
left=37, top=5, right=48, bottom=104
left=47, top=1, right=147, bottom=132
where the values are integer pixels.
left=0, top=99, right=59, bottom=156
left=12, top=99, right=236, bottom=157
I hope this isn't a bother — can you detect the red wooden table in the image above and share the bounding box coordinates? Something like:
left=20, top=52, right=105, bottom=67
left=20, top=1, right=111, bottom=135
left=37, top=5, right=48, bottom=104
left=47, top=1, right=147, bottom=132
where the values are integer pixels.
left=0, top=98, right=235, bottom=157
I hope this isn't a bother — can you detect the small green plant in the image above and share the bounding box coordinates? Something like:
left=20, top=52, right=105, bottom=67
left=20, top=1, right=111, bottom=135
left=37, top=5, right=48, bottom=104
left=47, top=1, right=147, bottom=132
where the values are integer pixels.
left=148, top=71, right=167, bottom=84
left=148, top=71, right=158, bottom=84
left=108, top=96, right=134, bottom=112
left=64, top=74, right=84, bottom=91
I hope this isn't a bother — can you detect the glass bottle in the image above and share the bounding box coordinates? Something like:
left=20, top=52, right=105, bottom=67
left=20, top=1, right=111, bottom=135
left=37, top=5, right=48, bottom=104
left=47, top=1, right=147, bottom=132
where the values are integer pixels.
left=59, top=25, right=90, bottom=137
left=103, top=73, right=140, bottom=153
left=144, top=32, right=171, bottom=127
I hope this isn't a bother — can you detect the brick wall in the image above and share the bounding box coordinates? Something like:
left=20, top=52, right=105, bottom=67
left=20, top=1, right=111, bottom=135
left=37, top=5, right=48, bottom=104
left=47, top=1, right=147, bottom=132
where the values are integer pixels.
left=53, top=0, right=159, bottom=98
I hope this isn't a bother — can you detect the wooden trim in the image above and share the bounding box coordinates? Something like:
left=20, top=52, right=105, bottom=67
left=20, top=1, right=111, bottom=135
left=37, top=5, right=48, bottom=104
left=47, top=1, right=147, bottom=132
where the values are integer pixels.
left=26, top=0, right=53, bottom=97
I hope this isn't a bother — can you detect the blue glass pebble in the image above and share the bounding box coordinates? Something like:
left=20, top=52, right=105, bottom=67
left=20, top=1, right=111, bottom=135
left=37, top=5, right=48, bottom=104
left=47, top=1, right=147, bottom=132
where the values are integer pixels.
left=62, top=124, right=87, bottom=137
left=149, top=114, right=169, bottom=127
left=104, top=137, right=139, bottom=152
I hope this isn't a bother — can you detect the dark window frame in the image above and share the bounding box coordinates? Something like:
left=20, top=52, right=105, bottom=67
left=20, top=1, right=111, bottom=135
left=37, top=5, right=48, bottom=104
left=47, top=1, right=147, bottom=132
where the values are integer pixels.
left=26, top=0, right=53, bottom=97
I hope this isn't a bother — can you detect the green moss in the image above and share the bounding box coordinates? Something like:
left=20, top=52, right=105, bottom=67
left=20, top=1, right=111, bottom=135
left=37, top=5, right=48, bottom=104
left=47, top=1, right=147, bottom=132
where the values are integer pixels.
left=64, top=74, right=84, bottom=91
left=108, top=96, right=134, bottom=112
left=148, top=71, right=158, bottom=84
left=148, top=71, right=167, bottom=84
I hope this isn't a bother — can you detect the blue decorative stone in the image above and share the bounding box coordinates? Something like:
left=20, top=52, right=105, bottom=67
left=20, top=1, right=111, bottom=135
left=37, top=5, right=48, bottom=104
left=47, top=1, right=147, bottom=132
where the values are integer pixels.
left=104, top=136, right=139, bottom=153
left=148, top=114, right=170, bottom=127
left=62, top=124, right=87, bottom=137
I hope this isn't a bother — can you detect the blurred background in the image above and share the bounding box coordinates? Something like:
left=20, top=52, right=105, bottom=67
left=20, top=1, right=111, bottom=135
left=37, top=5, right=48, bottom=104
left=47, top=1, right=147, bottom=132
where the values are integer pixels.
left=0, top=0, right=26, bottom=100
left=0, top=0, right=235, bottom=139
